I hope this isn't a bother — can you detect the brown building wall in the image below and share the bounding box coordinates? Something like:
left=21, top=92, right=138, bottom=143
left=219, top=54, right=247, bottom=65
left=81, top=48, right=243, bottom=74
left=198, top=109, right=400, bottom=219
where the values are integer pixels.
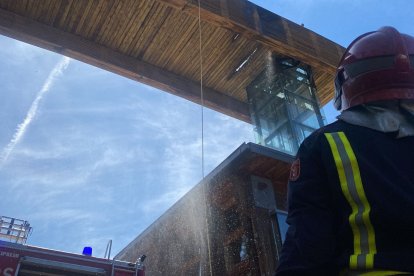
left=115, top=143, right=293, bottom=275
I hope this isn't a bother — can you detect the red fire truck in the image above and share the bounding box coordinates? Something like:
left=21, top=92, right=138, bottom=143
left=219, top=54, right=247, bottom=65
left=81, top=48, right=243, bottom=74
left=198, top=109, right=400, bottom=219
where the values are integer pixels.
left=0, top=216, right=145, bottom=276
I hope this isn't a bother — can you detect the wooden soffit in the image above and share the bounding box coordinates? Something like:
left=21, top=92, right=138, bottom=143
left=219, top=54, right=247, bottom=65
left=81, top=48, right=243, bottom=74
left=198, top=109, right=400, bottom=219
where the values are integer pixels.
left=0, top=0, right=345, bottom=122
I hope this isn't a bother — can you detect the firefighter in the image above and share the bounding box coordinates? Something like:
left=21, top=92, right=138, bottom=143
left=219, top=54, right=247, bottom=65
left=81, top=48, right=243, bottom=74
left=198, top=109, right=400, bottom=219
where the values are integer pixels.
left=276, top=26, right=414, bottom=275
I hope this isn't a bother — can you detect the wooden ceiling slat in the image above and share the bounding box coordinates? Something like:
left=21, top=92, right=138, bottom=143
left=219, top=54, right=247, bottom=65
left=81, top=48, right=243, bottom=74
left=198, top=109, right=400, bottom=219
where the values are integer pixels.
left=203, top=36, right=259, bottom=94
left=314, top=69, right=333, bottom=105
left=163, top=20, right=200, bottom=77
left=173, top=29, right=204, bottom=80
left=139, top=6, right=172, bottom=61
left=194, top=26, right=231, bottom=80
left=155, top=15, right=194, bottom=67
left=3, top=0, right=14, bottom=14
left=101, top=1, right=136, bottom=48
left=110, top=1, right=143, bottom=50
left=146, top=8, right=196, bottom=68
left=11, top=0, right=25, bottom=16
left=126, top=1, right=161, bottom=57
left=206, top=44, right=252, bottom=92
left=182, top=24, right=225, bottom=81
left=162, top=17, right=199, bottom=71
left=121, top=1, right=155, bottom=55
left=208, top=36, right=255, bottom=81
left=68, top=1, right=92, bottom=35
left=73, top=1, right=94, bottom=35
left=224, top=49, right=268, bottom=101
left=9, top=0, right=18, bottom=10
left=11, top=0, right=26, bottom=17
left=209, top=41, right=258, bottom=90
left=171, top=38, right=199, bottom=81
left=88, top=1, right=117, bottom=42
left=11, top=0, right=21, bottom=11
left=176, top=24, right=215, bottom=81
left=99, top=1, right=125, bottom=46
left=130, top=3, right=169, bottom=58
left=318, top=37, right=343, bottom=69
left=81, top=1, right=106, bottom=39
left=56, top=0, right=72, bottom=29
left=42, top=0, right=60, bottom=25
left=31, top=0, right=44, bottom=21
left=64, top=1, right=88, bottom=34
left=142, top=11, right=180, bottom=65
left=199, top=27, right=235, bottom=76
left=129, top=1, right=160, bottom=58
left=53, top=0, right=74, bottom=30
left=40, top=1, right=56, bottom=24
left=96, top=1, right=125, bottom=45
left=25, top=0, right=37, bottom=20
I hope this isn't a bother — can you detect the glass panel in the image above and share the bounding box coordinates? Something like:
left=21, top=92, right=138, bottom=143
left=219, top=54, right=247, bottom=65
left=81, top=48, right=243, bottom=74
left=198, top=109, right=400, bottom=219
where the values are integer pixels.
left=276, top=212, right=288, bottom=243
left=247, top=55, right=325, bottom=155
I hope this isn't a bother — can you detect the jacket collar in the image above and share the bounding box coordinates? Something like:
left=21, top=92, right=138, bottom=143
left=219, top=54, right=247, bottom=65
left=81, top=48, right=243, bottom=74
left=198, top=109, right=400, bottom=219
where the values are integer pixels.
left=337, top=100, right=414, bottom=138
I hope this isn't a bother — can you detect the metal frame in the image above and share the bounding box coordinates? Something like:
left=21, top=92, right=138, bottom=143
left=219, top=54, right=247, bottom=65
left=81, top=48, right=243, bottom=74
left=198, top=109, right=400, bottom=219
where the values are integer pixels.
left=0, top=216, right=32, bottom=244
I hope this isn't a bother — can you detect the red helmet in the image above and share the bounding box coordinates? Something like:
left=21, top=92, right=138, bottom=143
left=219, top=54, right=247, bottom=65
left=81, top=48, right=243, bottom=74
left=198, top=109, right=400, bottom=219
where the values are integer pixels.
left=334, top=26, right=414, bottom=111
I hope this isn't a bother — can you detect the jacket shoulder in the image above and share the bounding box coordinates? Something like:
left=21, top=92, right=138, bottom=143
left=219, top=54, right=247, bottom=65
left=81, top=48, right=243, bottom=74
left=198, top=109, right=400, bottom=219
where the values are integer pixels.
left=301, top=120, right=345, bottom=150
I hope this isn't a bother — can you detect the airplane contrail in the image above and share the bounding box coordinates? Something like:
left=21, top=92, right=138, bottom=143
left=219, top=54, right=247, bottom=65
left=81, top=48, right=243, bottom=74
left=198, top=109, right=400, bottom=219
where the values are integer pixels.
left=0, top=56, right=71, bottom=166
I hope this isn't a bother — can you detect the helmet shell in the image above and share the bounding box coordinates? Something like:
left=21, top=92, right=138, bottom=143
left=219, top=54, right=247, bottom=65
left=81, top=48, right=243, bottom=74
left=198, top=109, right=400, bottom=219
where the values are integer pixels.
left=334, top=27, right=414, bottom=111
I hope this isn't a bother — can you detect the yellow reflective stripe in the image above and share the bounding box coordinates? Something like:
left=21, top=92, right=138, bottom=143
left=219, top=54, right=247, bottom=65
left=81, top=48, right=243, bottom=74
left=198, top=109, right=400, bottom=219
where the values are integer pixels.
left=325, top=133, right=362, bottom=268
left=339, top=132, right=377, bottom=259
left=359, top=270, right=411, bottom=276
left=325, top=132, right=377, bottom=270
left=341, top=269, right=411, bottom=276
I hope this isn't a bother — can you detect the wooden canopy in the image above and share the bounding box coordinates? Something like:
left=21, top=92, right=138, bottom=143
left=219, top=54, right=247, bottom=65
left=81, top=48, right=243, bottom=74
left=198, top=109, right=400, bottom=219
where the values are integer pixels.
left=0, top=0, right=345, bottom=122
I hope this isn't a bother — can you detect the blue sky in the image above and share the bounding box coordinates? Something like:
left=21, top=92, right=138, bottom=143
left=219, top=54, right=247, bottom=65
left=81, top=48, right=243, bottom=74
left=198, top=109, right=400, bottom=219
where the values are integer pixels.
left=1, top=1, right=413, bottom=258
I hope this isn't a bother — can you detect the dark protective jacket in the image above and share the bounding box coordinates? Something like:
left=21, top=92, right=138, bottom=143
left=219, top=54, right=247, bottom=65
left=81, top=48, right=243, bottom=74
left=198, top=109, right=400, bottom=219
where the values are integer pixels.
left=276, top=120, right=414, bottom=275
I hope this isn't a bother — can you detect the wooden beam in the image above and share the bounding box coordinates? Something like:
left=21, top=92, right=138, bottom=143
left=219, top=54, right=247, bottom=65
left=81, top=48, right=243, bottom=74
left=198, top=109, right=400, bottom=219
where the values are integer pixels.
left=157, top=0, right=345, bottom=75
left=0, top=8, right=251, bottom=123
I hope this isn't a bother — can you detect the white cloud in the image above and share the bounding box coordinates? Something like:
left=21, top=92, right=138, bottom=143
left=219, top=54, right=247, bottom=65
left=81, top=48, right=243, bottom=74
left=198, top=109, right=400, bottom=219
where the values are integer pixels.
left=32, top=208, right=93, bottom=224
left=141, top=186, right=190, bottom=216
left=0, top=56, right=71, bottom=166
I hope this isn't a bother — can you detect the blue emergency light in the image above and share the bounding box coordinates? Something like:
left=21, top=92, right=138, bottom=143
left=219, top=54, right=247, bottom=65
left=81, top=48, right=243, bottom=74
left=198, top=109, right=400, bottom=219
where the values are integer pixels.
left=82, top=246, right=92, bottom=256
